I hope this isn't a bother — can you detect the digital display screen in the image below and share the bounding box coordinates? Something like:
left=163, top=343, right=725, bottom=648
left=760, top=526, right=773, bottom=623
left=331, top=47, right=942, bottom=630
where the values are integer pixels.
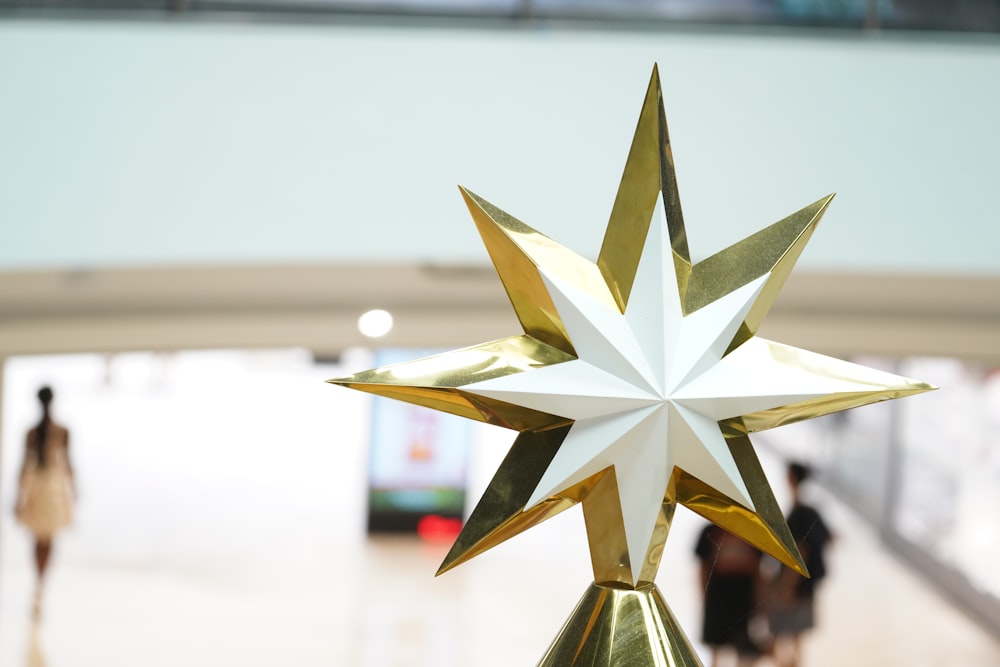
left=366, top=349, right=472, bottom=533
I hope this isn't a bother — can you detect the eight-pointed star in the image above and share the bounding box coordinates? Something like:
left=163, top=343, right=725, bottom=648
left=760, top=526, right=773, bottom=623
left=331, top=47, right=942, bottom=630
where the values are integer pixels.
left=330, top=65, right=933, bottom=589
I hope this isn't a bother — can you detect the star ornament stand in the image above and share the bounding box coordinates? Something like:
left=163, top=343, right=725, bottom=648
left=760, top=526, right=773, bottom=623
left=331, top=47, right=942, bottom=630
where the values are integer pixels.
left=329, top=66, right=934, bottom=666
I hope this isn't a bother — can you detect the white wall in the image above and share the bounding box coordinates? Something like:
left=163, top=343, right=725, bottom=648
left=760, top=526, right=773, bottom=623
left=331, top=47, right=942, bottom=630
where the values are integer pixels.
left=1, top=19, right=999, bottom=274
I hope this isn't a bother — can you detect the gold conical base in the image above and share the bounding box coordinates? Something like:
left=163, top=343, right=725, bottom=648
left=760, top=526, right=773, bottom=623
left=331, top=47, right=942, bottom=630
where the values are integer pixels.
left=538, top=582, right=702, bottom=667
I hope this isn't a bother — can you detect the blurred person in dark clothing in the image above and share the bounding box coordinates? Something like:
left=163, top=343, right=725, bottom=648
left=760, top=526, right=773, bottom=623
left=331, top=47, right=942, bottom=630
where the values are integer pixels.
left=767, top=462, right=832, bottom=667
left=695, top=523, right=766, bottom=667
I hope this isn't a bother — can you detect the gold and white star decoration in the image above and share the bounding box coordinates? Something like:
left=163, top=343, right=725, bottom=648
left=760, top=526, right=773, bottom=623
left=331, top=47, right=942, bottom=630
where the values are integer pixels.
left=329, top=66, right=933, bottom=591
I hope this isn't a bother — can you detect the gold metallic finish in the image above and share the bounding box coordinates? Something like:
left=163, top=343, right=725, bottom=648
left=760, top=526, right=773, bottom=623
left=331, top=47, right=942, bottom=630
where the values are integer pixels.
left=437, top=424, right=574, bottom=575
left=674, top=437, right=806, bottom=575
left=328, top=335, right=574, bottom=431
left=599, top=65, right=674, bottom=312
left=333, top=335, right=572, bottom=388
left=328, top=64, right=936, bottom=665
left=724, top=338, right=935, bottom=435
left=461, top=187, right=618, bottom=353
left=581, top=468, right=634, bottom=587
left=695, top=195, right=833, bottom=353
left=582, top=469, right=677, bottom=588
left=538, top=582, right=702, bottom=667
left=594, top=66, right=835, bottom=360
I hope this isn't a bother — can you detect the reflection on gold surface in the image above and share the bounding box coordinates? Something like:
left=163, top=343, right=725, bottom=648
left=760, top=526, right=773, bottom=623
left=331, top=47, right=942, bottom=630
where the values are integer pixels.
left=538, top=582, right=702, bottom=667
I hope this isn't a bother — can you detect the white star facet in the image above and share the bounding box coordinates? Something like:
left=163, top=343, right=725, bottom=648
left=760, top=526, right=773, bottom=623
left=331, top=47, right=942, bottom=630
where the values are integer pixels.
left=456, top=203, right=813, bottom=584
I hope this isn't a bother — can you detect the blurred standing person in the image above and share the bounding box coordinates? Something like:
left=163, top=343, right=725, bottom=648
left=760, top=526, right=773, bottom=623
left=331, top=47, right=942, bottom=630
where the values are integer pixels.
left=15, top=386, right=76, bottom=618
left=695, top=523, right=765, bottom=667
left=768, top=462, right=832, bottom=667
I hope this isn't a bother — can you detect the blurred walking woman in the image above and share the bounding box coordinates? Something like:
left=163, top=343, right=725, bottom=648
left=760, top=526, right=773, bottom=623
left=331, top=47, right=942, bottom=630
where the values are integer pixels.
left=15, top=386, right=75, bottom=617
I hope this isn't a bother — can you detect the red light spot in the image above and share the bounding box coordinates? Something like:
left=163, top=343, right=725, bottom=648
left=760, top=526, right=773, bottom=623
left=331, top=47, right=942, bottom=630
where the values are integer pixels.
left=417, top=514, right=463, bottom=542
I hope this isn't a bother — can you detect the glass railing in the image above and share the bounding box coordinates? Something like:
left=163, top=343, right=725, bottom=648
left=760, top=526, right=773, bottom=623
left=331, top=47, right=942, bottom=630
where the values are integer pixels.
left=2, top=0, right=999, bottom=34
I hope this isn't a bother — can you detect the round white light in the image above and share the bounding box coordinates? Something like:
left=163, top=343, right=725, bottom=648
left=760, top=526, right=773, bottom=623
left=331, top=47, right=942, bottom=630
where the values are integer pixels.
left=358, top=309, right=394, bottom=338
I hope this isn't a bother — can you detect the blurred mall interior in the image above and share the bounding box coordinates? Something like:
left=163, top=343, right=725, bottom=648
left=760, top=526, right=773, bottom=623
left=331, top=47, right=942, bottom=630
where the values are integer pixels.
left=1, top=2, right=1000, bottom=666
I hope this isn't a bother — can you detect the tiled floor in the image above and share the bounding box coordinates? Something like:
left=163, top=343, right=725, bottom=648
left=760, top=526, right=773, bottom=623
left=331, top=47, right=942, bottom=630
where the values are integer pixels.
left=2, top=486, right=999, bottom=667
